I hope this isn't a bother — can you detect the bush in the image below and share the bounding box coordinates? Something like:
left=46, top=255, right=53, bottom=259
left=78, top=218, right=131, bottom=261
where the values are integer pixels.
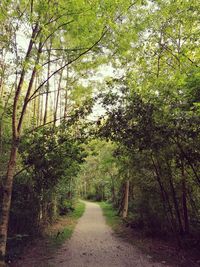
left=59, top=199, right=75, bottom=216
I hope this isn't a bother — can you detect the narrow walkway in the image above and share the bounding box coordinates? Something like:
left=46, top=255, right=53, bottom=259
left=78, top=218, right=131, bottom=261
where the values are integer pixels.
left=50, top=201, right=168, bottom=267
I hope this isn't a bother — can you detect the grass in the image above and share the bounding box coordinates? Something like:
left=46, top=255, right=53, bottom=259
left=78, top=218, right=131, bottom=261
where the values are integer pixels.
left=49, top=200, right=85, bottom=247
left=99, top=201, right=121, bottom=230
left=71, top=201, right=86, bottom=220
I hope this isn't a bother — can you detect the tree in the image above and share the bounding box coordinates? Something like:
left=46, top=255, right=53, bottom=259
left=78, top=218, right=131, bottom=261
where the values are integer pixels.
left=0, top=0, right=131, bottom=263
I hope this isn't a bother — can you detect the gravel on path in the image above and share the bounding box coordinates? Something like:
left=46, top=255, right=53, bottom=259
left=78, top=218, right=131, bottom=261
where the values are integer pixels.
left=50, top=201, right=170, bottom=267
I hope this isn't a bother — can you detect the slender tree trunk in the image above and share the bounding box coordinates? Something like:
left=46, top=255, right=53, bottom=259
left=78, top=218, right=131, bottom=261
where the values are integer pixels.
left=166, top=161, right=184, bottom=235
left=111, top=175, right=116, bottom=204
left=151, top=155, right=174, bottom=230
left=118, top=184, right=125, bottom=215
left=169, top=175, right=184, bottom=235
left=176, top=141, right=200, bottom=184
left=53, top=61, right=64, bottom=127
left=84, top=181, right=87, bottom=198
left=54, top=89, right=59, bottom=127
left=36, top=93, right=40, bottom=127
left=52, top=196, right=57, bottom=219
left=151, top=155, right=182, bottom=246
left=0, top=58, right=6, bottom=99
left=64, top=55, right=69, bottom=120
left=68, top=177, right=72, bottom=199
left=60, top=86, right=62, bottom=123
left=33, top=95, right=36, bottom=128
left=64, top=80, right=69, bottom=120
left=43, top=85, right=49, bottom=124
left=122, top=180, right=129, bottom=218
left=40, top=93, right=43, bottom=126
left=43, top=43, right=52, bottom=124
left=188, top=190, right=198, bottom=218
left=0, top=121, right=3, bottom=157
left=181, top=161, right=189, bottom=234
left=0, top=140, right=18, bottom=264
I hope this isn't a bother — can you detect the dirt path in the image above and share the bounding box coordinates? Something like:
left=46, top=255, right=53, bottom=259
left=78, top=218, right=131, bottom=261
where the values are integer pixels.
left=49, top=201, right=170, bottom=267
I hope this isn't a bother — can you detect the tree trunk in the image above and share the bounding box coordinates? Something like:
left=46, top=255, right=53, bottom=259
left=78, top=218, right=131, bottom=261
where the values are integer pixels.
left=122, top=180, right=129, bottom=218
left=84, top=181, right=87, bottom=199
left=151, top=154, right=182, bottom=246
left=111, top=177, right=116, bottom=204
left=53, top=61, right=64, bottom=127
left=64, top=80, right=69, bottom=120
left=176, top=141, right=200, bottom=185
left=0, top=59, right=6, bottom=99
left=118, top=184, right=125, bottom=215
left=52, top=196, right=57, bottom=219
left=36, top=93, right=40, bottom=127
left=151, top=155, right=175, bottom=231
left=33, top=95, right=36, bottom=128
left=181, top=161, right=189, bottom=234
left=0, top=26, right=39, bottom=264
left=0, top=141, right=18, bottom=264
left=43, top=43, right=52, bottom=124
left=64, top=55, right=69, bottom=120
left=166, top=161, right=184, bottom=235
left=39, top=93, right=43, bottom=126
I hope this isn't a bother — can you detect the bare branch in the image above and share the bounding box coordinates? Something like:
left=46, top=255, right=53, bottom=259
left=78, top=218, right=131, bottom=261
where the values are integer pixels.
left=27, top=115, right=68, bottom=134
left=42, top=57, right=63, bottom=67
left=44, top=8, right=91, bottom=27
left=42, top=47, right=89, bottom=53
left=28, top=29, right=108, bottom=103
left=41, top=20, right=74, bottom=49
left=13, top=167, right=30, bottom=178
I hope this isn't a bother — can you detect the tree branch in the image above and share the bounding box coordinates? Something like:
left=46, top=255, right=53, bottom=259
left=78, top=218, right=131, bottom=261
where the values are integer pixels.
left=28, top=115, right=67, bottom=133
left=27, top=28, right=108, bottom=103
left=13, top=166, right=30, bottom=178
left=41, top=20, right=74, bottom=49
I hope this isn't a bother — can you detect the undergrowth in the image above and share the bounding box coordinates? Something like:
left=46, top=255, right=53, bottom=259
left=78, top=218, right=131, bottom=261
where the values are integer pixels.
left=49, top=201, right=85, bottom=247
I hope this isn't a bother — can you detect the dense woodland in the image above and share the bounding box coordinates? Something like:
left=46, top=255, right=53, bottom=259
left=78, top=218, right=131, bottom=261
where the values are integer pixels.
left=0, top=0, right=200, bottom=265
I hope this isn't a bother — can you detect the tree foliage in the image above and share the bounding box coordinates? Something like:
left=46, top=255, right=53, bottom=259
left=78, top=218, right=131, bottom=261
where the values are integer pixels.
left=0, top=0, right=200, bottom=263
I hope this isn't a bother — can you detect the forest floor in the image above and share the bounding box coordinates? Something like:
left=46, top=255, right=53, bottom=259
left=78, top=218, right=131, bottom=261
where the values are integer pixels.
left=10, top=201, right=199, bottom=267
left=10, top=201, right=85, bottom=267
left=12, top=201, right=170, bottom=267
